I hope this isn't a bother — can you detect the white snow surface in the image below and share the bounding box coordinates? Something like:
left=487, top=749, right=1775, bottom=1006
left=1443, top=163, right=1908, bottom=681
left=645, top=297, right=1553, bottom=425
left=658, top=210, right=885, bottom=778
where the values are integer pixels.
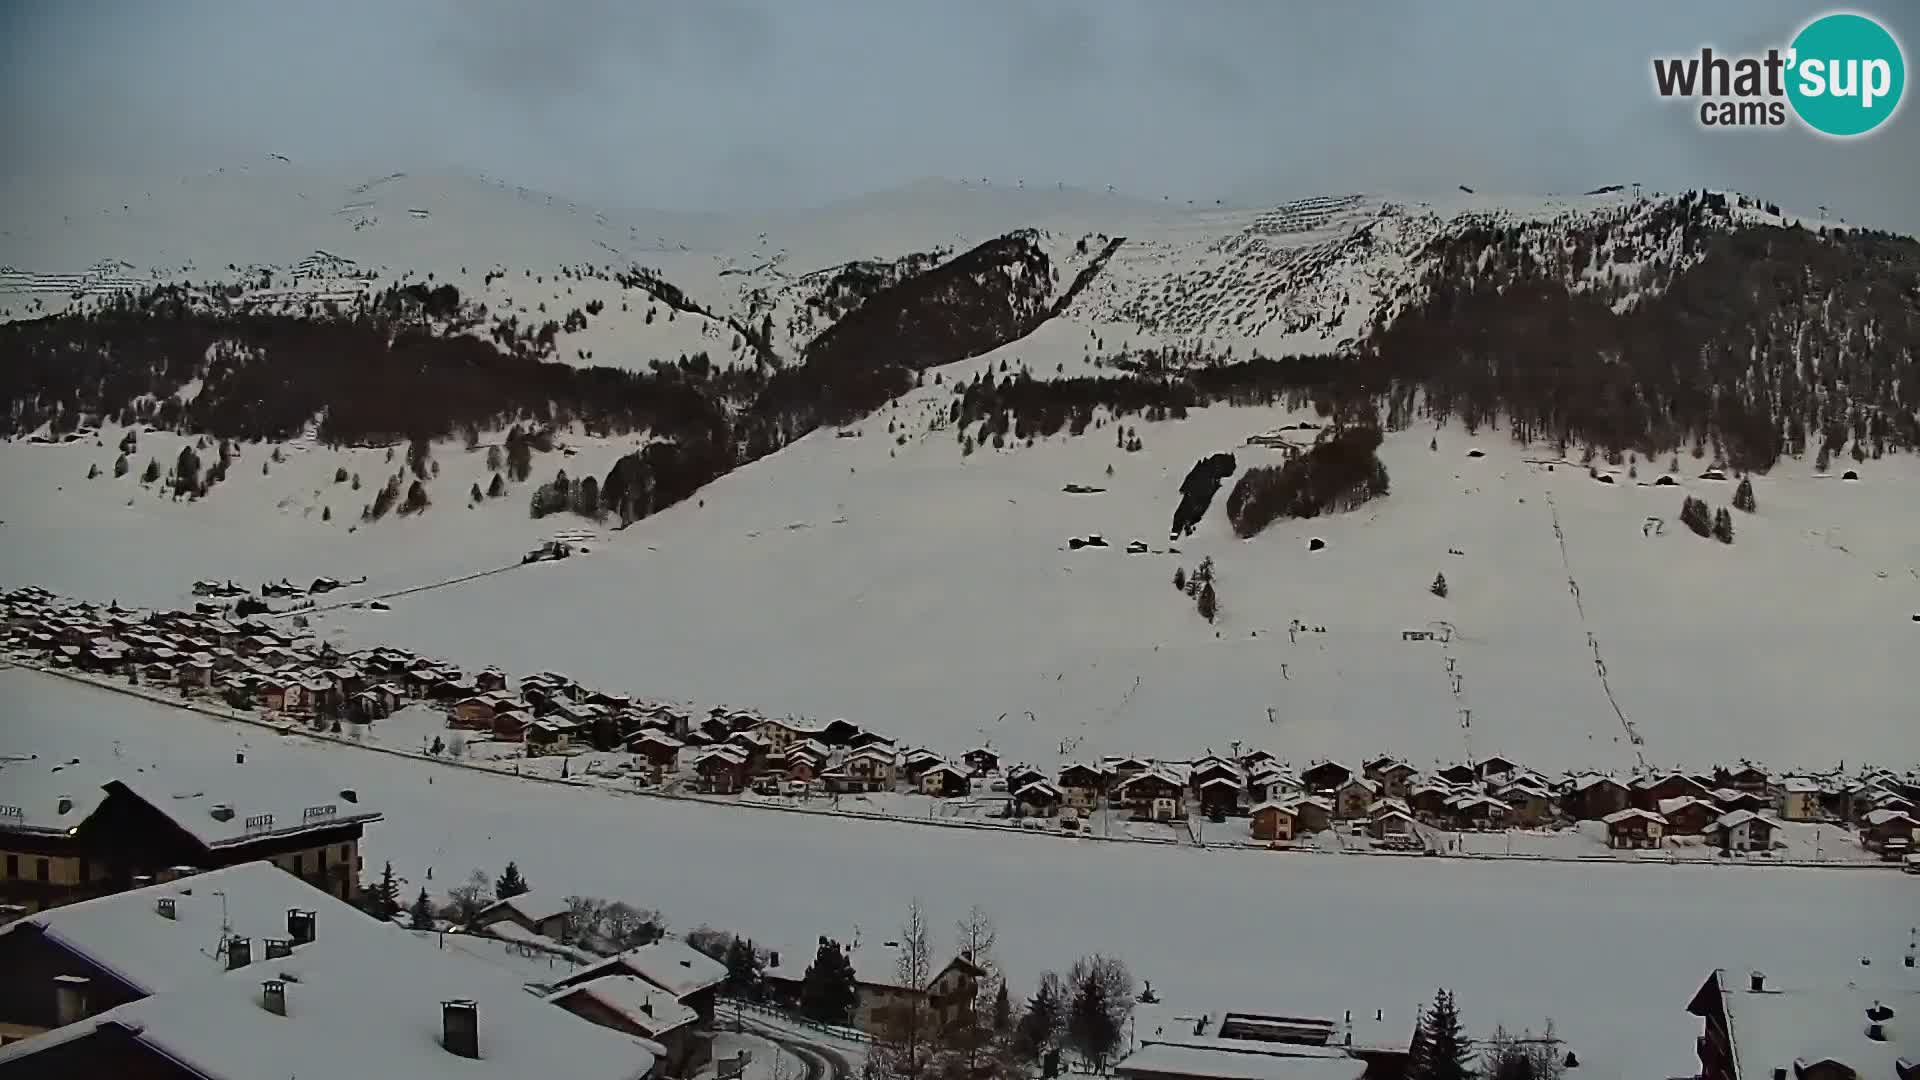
left=4, top=667, right=1914, bottom=1080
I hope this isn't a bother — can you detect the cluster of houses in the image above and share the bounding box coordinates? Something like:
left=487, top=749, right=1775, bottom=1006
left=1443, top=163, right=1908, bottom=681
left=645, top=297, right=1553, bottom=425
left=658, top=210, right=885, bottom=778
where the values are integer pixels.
left=7, top=585, right=1917, bottom=862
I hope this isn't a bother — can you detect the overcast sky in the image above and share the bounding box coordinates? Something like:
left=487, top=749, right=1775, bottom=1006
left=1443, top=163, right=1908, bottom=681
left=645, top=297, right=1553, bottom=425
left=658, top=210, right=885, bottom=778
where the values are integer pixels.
left=4, top=1, right=1916, bottom=231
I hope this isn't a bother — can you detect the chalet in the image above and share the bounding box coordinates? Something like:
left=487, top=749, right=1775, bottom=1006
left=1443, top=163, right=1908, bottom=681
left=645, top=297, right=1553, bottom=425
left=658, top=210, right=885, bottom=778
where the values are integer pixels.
left=785, top=756, right=820, bottom=786
left=763, top=950, right=982, bottom=1036
left=1564, top=775, right=1631, bottom=820
left=1188, top=756, right=1242, bottom=795
left=1004, top=765, right=1046, bottom=793
left=474, top=891, right=570, bottom=940
left=1106, top=756, right=1153, bottom=786
left=751, top=717, right=809, bottom=752
left=552, top=939, right=728, bottom=1028
left=1245, top=768, right=1297, bottom=807
left=628, top=732, right=683, bottom=781
left=1710, top=788, right=1769, bottom=814
left=918, top=763, right=972, bottom=798
left=1495, top=782, right=1554, bottom=826
left=962, top=747, right=1001, bottom=776
left=1362, top=759, right=1419, bottom=799
left=1434, top=764, right=1478, bottom=786
left=1447, top=793, right=1508, bottom=830
left=1862, top=808, right=1916, bottom=853
left=1718, top=764, right=1771, bottom=792
left=844, top=729, right=894, bottom=751
left=1058, top=763, right=1107, bottom=811
left=526, top=719, right=570, bottom=755
left=1408, top=784, right=1456, bottom=822
left=899, top=748, right=944, bottom=781
left=1249, top=802, right=1297, bottom=844
left=1014, top=780, right=1064, bottom=819
left=842, top=746, right=897, bottom=792
left=1603, top=808, right=1666, bottom=850
left=1116, top=769, right=1186, bottom=822
left=1633, top=772, right=1714, bottom=810
left=1288, top=796, right=1333, bottom=835
left=1369, top=808, right=1418, bottom=841
left=1474, top=755, right=1519, bottom=781
left=1299, top=761, right=1352, bottom=792
left=820, top=718, right=863, bottom=746
left=693, top=746, right=751, bottom=795
left=1778, top=777, right=1822, bottom=821
left=1656, top=797, right=1720, bottom=836
left=1710, top=811, right=1777, bottom=854
left=449, top=692, right=512, bottom=730
left=1332, top=777, right=1378, bottom=820
left=546, top=975, right=704, bottom=1074
left=1686, top=967, right=1916, bottom=1080
left=1198, top=776, right=1243, bottom=819
left=1240, top=749, right=1278, bottom=771
left=726, top=730, right=773, bottom=767
left=474, top=667, right=510, bottom=692
left=490, top=708, right=531, bottom=742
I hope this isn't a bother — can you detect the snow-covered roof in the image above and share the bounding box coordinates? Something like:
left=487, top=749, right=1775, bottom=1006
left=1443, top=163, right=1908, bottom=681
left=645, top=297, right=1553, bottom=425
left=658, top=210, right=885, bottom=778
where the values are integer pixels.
left=110, top=767, right=382, bottom=850
left=549, top=974, right=699, bottom=1038
left=1864, top=808, right=1916, bottom=826
left=1712, top=810, right=1775, bottom=831
left=1781, top=777, right=1820, bottom=793
left=1707, top=970, right=1914, bottom=1080
left=566, top=939, right=727, bottom=1000
left=1115, top=1040, right=1367, bottom=1080
left=479, top=890, right=571, bottom=927
left=1602, top=808, right=1667, bottom=826
left=1, top=862, right=354, bottom=994
left=0, top=896, right=658, bottom=1080
left=1658, top=796, right=1716, bottom=816
left=0, top=757, right=110, bottom=835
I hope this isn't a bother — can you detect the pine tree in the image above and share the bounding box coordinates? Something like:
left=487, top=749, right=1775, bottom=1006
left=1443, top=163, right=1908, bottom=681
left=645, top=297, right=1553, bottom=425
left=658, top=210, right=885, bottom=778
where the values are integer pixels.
left=1014, top=973, right=1065, bottom=1062
left=114, top=453, right=130, bottom=478
left=1431, top=572, right=1449, bottom=598
left=1712, top=506, right=1735, bottom=544
left=1173, top=567, right=1187, bottom=592
left=370, top=861, right=401, bottom=919
left=723, top=935, right=761, bottom=997
left=487, top=472, right=506, bottom=498
left=798, top=937, right=859, bottom=1024
left=471, top=482, right=483, bottom=503
left=1732, top=476, right=1756, bottom=513
left=495, top=861, right=529, bottom=898
left=1197, top=580, right=1218, bottom=623
left=1419, top=990, right=1473, bottom=1080
left=409, top=887, right=435, bottom=930
left=1406, top=1014, right=1432, bottom=1080
left=993, top=980, right=1012, bottom=1032
left=1679, top=495, right=1713, bottom=537
left=1067, top=965, right=1121, bottom=1070
left=141, top=457, right=160, bottom=484
left=87, top=462, right=101, bottom=479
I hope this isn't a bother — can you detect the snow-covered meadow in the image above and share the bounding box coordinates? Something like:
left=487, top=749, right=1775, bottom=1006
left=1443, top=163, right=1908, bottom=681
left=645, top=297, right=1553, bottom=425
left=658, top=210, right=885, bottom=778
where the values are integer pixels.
left=3, top=666, right=1911, bottom=1080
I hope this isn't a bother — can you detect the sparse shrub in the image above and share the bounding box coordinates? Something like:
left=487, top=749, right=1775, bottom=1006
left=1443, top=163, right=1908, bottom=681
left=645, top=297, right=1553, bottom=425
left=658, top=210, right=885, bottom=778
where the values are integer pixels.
left=1431, top=572, right=1449, bottom=598
left=87, top=462, right=101, bottom=479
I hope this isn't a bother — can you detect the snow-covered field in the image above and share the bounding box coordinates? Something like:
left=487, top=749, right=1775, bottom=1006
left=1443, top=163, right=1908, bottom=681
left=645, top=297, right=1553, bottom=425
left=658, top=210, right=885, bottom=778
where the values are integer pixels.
left=3, top=666, right=1911, bottom=1080
left=6, top=404, right=1914, bottom=779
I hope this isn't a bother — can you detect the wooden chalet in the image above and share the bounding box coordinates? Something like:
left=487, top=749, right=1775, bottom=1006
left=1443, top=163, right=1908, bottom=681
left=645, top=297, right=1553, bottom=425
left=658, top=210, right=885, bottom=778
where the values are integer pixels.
left=1249, top=801, right=1297, bottom=844
left=1564, top=774, right=1631, bottom=820
left=1603, top=808, right=1666, bottom=849
left=1116, top=769, right=1186, bottom=821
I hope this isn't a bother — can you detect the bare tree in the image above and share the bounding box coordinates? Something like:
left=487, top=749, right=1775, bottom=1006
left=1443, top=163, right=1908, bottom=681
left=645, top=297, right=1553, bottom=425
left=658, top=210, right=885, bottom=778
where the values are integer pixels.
left=867, top=899, right=936, bottom=1080
left=446, top=869, right=492, bottom=928
left=953, top=905, right=1000, bottom=1074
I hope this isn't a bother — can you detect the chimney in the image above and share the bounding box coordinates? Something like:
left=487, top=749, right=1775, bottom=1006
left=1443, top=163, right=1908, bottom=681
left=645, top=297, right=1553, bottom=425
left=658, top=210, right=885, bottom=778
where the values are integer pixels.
left=641, top=999, right=653, bottom=1017
left=236, top=751, right=245, bottom=764
left=1750, top=971, right=1766, bottom=993
left=156, top=897, right=177, bottom=920
left=57, top=797, right=73, bottom=816
left=1772, top=1070, right=1786, bottom=1080
left=226, top=936, right=253, bottom=970
left=287, top=909, right=316, bottom=944
left=442, top=999, right=479, bottom=1059
left=265, top=938, right=294, bottom=960
left=262, top=979, right=287, bottom=1016
left=339, top=788, right=358, bottom=804
left=1869, top=1023, right=1888, bottom=1042
left=1869, top=1002, right=1895, bottom=1024
left=209, top=803, right=234, bottom=823
left=53, top=975, right=91, bottom=1026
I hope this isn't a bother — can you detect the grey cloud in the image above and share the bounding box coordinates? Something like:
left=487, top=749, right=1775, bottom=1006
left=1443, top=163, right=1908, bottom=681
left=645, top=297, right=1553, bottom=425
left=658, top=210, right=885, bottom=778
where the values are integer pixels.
left=1, top=0, right=1914, bottom=232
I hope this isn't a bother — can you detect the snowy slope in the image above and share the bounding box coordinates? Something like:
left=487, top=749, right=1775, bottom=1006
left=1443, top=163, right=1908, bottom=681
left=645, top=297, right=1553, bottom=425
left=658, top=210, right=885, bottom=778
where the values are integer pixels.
left=6, top=667, right=1913, bottom=1080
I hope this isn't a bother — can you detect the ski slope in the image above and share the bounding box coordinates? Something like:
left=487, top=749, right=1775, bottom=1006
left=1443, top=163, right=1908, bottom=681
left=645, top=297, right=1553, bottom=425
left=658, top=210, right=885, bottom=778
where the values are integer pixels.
left=4, top=666, right=1912, bottom=1080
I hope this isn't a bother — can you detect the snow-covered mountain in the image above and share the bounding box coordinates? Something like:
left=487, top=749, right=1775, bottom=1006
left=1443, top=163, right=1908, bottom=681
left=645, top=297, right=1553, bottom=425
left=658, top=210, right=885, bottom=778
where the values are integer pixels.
left=3, top=163, right=1916, bottom=775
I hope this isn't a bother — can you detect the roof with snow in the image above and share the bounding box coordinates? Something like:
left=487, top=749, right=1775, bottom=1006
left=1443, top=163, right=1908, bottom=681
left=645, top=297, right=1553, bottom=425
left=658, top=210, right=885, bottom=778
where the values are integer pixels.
left=1602, top=808, right=1667, bottom=826
left=548, top=974, right=699, bottom=1039
left=0, top=905, right=658, bottom=1080
left=1691, top=968, right=1915, bottom=1080
left=562, top=939, right=727, bottom=1000
left=0, top=757, right=111, bottom=835
left=1712, top=810, right=1776, bottom=832
left=1, top=862, right=361, bottom=995
left=1115, top=1039, right=1368, bottom=1080
left=99, top=763, right=380, bottom=850
left=478, top=891, right=570, bottom=927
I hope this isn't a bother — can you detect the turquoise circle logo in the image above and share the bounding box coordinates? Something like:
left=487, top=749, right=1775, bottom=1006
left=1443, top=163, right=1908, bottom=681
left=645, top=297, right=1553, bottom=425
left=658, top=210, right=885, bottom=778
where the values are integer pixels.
left=1787, top=12, right=1905, bottom=136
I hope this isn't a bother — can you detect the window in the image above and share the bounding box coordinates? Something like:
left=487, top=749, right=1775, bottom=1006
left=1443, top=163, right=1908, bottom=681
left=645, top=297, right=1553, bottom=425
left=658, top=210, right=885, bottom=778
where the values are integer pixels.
left=340, top=844, right=351, bottom=863
left=36, top=858, right=50, bottom=882
left=292, top=853, right=304, bottom=875
left=4, top=854, right=15, bottom=879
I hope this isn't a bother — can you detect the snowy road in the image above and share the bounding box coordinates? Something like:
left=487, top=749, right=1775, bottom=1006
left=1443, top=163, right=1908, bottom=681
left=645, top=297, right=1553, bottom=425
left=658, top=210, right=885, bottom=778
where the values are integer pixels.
left=3, top=666, right=1912, bottom=1080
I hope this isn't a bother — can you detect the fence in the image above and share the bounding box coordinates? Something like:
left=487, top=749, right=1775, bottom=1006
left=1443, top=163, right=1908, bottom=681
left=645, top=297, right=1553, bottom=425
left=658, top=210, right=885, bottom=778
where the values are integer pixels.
left=720, top=995, right=875, bottom=1045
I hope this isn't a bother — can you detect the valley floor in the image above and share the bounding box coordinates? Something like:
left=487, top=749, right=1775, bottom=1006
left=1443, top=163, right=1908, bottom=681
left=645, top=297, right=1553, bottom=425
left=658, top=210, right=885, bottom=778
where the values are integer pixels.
left=3, top=665, right=1913, bottom=1080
